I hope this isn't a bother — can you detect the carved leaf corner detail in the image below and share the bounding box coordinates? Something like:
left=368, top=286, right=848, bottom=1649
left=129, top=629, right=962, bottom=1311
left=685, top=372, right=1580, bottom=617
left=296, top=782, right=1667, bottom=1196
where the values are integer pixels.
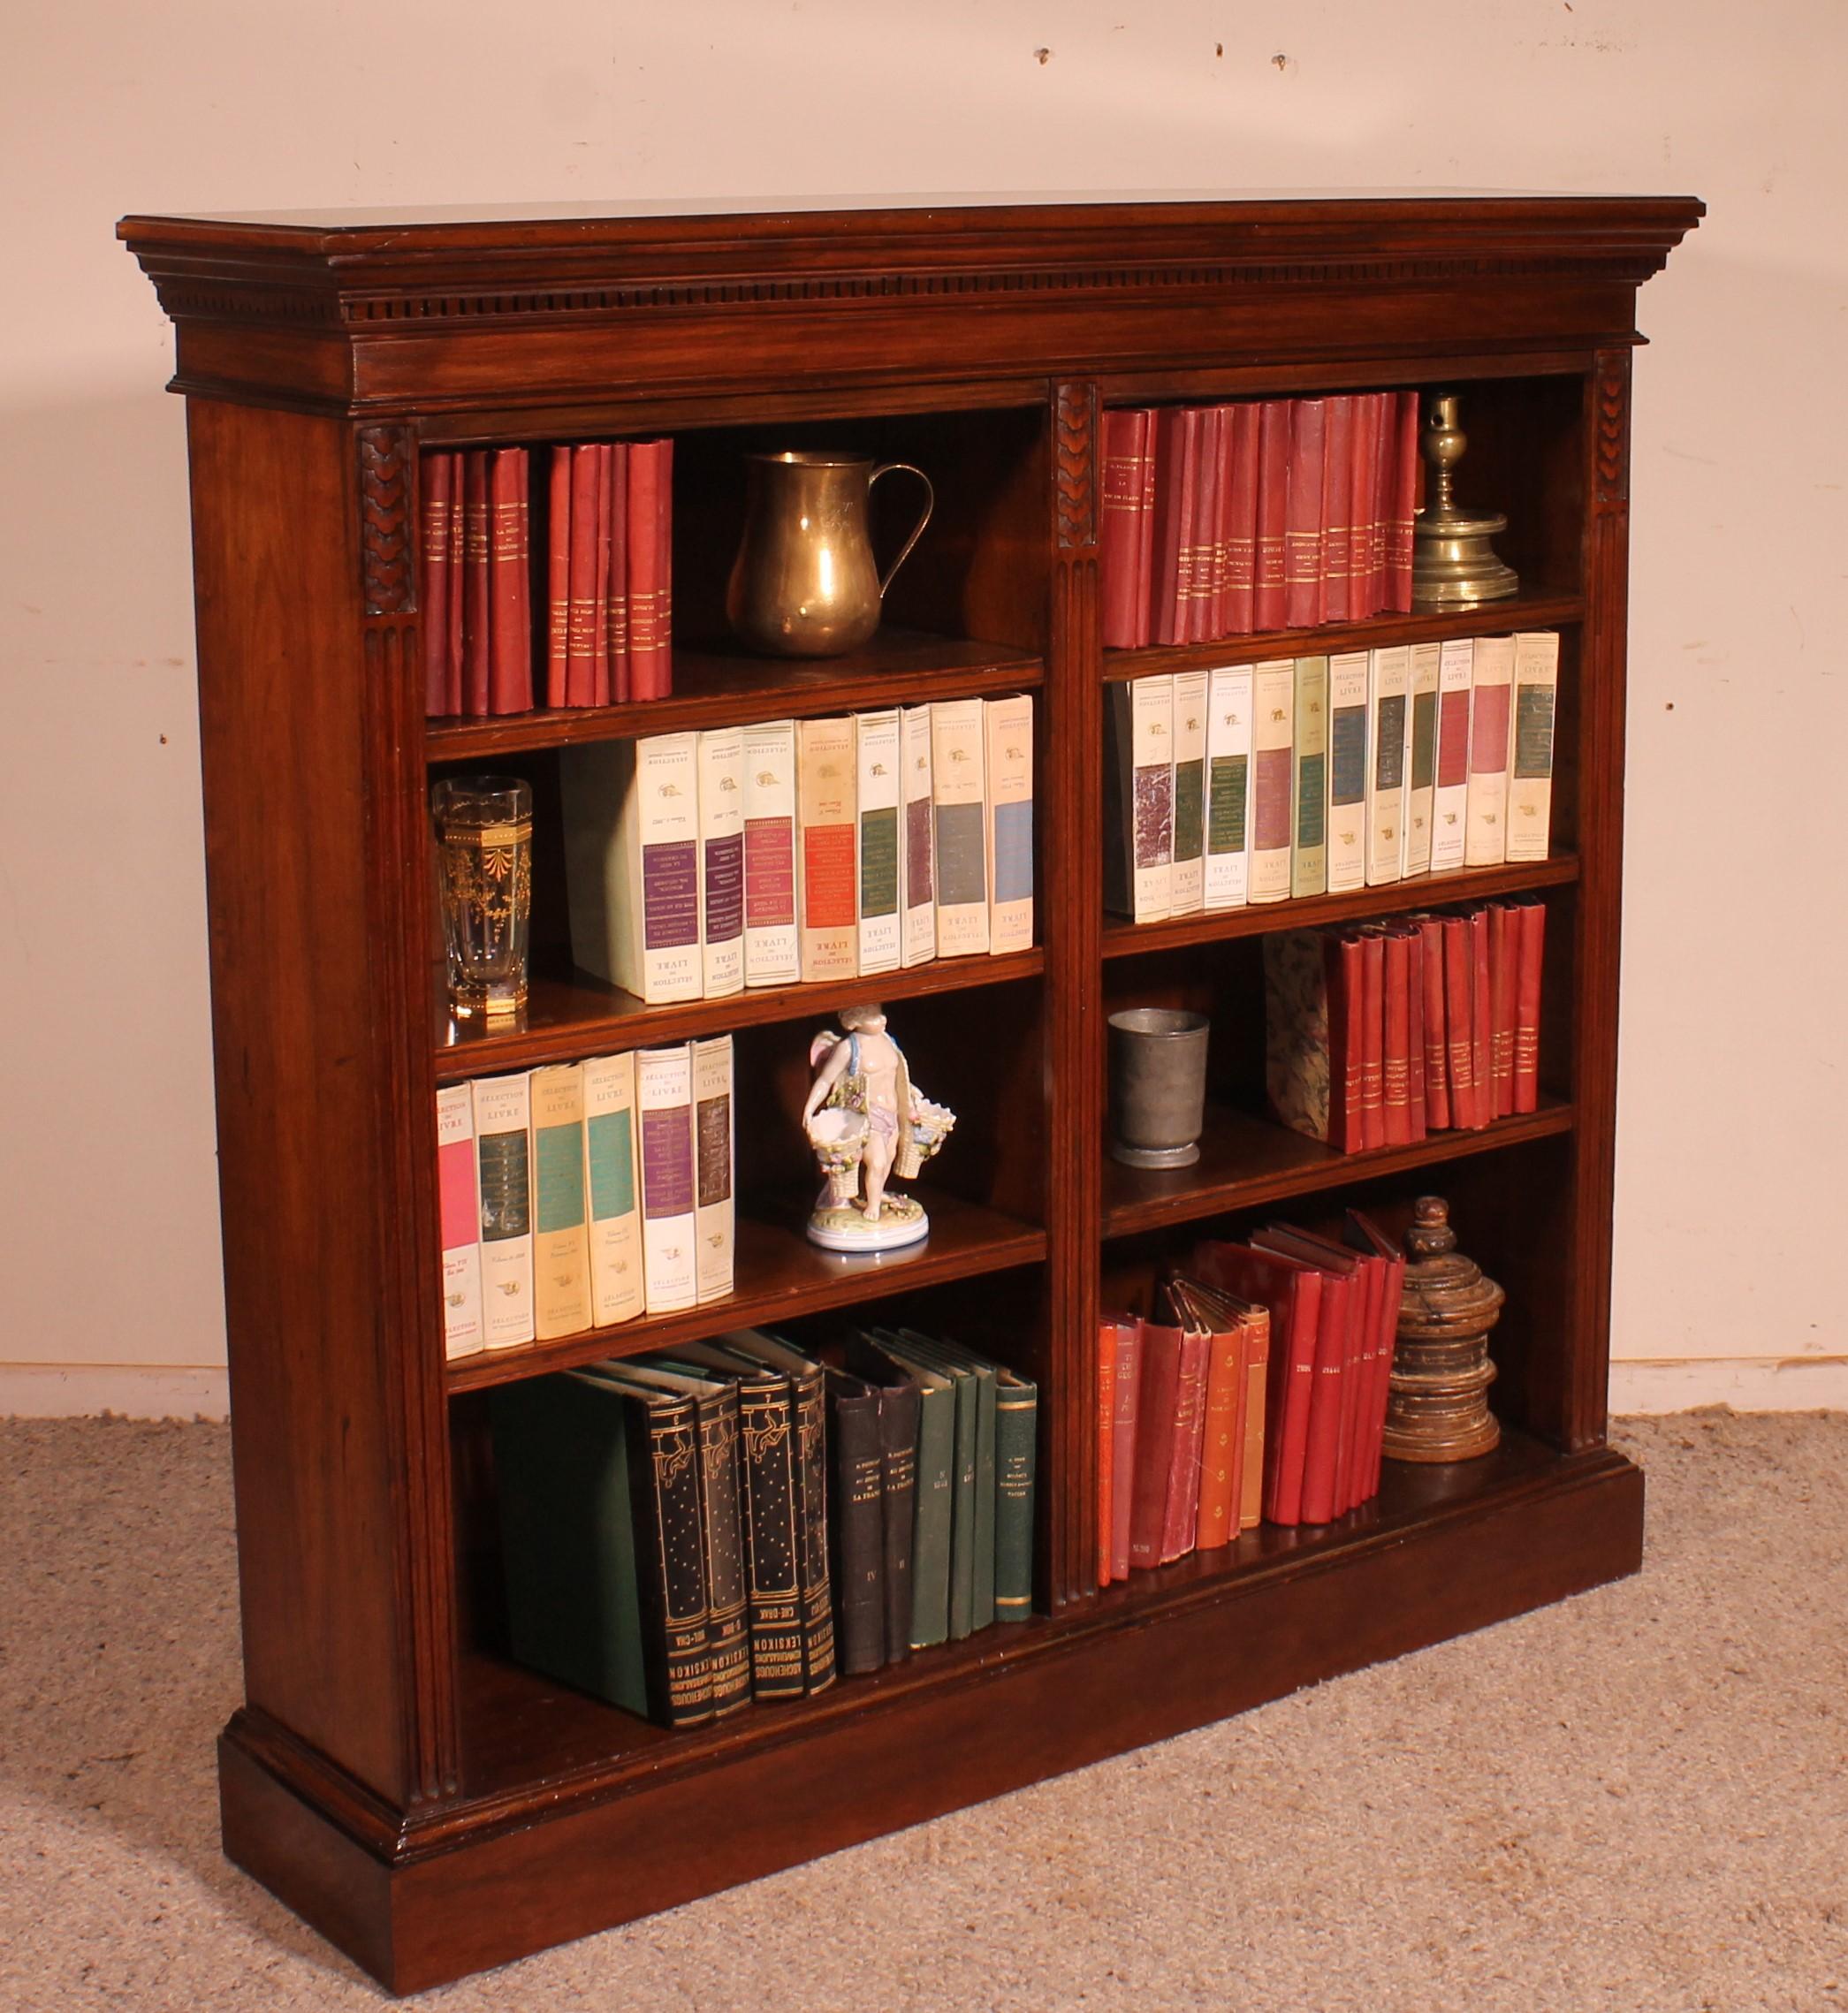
left=359, top=426, right=416, bottom=615
left=1054, top=382, right=1098, bottom=550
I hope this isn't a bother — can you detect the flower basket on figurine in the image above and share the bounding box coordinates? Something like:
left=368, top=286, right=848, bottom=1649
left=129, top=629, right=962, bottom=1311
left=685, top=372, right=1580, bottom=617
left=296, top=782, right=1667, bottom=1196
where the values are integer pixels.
left=896, top=1098, right=955, bottom=1181
left=806, top=1106, right=869, bottom=1206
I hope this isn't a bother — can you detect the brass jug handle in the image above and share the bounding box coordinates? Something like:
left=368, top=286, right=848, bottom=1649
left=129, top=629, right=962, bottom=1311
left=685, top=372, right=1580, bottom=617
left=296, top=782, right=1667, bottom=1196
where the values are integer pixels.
left=868, top=462, right=934, bottom=598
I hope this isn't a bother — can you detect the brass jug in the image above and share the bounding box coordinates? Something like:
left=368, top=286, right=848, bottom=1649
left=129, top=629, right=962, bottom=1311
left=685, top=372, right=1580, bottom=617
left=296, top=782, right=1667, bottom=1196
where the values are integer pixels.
left=726, top=451, right=934, bottom=657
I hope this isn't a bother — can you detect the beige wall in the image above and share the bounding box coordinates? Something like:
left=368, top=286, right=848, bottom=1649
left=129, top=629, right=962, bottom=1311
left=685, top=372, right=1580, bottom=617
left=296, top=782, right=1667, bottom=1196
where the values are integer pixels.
left=4, top=0, right=1843, bottom=1415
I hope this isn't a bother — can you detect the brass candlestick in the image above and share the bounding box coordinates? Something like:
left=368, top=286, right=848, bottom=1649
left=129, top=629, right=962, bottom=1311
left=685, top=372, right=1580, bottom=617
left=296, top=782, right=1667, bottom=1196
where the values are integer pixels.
left=1410, top=392, right=1519, bottom=610
left=1382, top=1196, right=1503, bottom=1462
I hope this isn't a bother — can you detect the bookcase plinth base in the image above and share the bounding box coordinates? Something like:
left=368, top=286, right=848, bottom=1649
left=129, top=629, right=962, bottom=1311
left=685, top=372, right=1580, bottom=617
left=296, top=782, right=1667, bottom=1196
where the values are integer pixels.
left=219, top=1444, right=1644, bottom=1995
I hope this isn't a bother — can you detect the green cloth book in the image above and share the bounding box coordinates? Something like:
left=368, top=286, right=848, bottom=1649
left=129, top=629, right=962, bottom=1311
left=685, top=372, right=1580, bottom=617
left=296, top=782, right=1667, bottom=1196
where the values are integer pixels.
left=894, top=1330, right=997, bottom=1633
left=904, top=1335, right=1037, bottom=1624
left=489, top=1370, right=714, bottom=1728
left=851, top=1331, right=954, bottom=1650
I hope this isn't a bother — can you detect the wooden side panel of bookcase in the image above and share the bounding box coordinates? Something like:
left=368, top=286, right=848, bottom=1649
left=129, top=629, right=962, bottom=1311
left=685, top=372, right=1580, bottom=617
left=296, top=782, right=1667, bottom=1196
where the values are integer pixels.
left=186, top=401, right=455, bottom=1806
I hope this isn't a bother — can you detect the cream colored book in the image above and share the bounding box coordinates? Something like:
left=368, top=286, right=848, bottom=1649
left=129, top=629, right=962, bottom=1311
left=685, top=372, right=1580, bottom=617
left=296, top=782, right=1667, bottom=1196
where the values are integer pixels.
left=931, top=695, right=990, bottom=956
left=1365, top=643, right=1411, bottom=886
left=582, top=1050, right=643, bottom=1327
left=1403, top=641, right=1442, bottom=879
left=1505, top=630, right=1561, bottom=862
left=795, top=715, right=858, bottom=984
left=471, top=1071, right=534, bottom=1349
left=635, top=1043, right=697, bottom=1314
left=1289, top=654, right=1328, bottom=899
left=1168, top=670, right=1207, bottom=915
left=560, top=733, right=702, bottom=1004
left=984, top=691, right=1035, bottom=954
left=1203, top=664, right=1252, bottom=911
left=899, top=703, right=937, bottom=967
left=1324, top=649, right=1369, bottom=895
left=856, top=708, right=902, bottom=976
left=436, top=1084, right=483, bottom=1359
left=528, top=1062, right=592, bottom=1342
left=1464, top=634, right=1517, bottom=867
left=1103, top=674, right=1173, bottom=923
left=1430, top=637, right=1475, bottom=874
left=696, top=725, right=746, bottom=1000
left=1248, top=658, right=1296, bottom=904
left=691, top=1034, right=735, bottom=1305
left=741, top=718, right=800, bottom=987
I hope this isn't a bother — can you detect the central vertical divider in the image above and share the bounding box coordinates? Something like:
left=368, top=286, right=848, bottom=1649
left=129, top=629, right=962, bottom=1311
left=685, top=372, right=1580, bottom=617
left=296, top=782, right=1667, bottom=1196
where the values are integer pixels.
left=1045, top=380, right=1106, bottom=1608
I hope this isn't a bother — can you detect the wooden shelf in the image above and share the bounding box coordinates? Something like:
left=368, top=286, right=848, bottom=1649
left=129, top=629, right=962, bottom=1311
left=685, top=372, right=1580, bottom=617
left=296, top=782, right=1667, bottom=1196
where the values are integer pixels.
left=436, top=947, right=1045, bottom=1082
left=1101, top=587, right=1583, bottom=684
left=445, top=1189, right=1046, bottom=1394
left=450, top=1424, right=1576, bottom=1810
left=1102, top=855, right=1579, bottom=960
left=426, top=629, right=1042, bottom=762
left=1103, top=1096, right=1574, bottom=1238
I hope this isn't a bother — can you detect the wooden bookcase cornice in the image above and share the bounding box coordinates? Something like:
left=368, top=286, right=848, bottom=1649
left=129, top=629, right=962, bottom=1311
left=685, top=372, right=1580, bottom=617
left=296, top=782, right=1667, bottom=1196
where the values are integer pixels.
left=119, top=193, right=1704, bottom=417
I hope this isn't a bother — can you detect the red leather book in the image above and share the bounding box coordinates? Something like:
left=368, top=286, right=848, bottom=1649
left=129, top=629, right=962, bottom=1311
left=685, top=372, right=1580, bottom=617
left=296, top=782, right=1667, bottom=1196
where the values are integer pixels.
left=1344, top=394, right=1378, bottom=619
left=1441, top=914, right=1477, bottom=1130
left=1193, top=406, right=1228, bottom=642
left=589, top=444, right=612, bottom=707
left=1326, top=931, right=1366, bottom=1155
left=1150, top=406, right=1201, bottom=647
left=420, top=451, right=454, bottom=716
left=1171, top=1282, right=1245, bottom=1553
left=1490, top=902, right=1517, bottom=1118
left=1319, top=394, right=1354, bottom=623
left=1380, top=925, right=1414, bottom=1148
left=1256, top=1227, right=1368, bottom=1515
left=1344, top=1209, right=1407, bottom=1500
left=545, top=446, right=571, bottom=709
left=461, top=452, right=491, bottom=717
left=1109, top=1316, right=1143, bottom=1580
left=1223, top=402, right=1259, bottom=635
left=565, top=448, right=599, bottom=708
left=1470, top=907, right=1494, bottom=1129
left=1369, top=391, right=1394, bottom=612
left=1100, top=407, right=1150, bottom=649
left=444, top=458, right=465, bottom=716
left=605, top=441, right=630, bottom=702
left=1097, top=1316, right=1118, bottom=1587
left=653, top=437, right=674, bottom=697
left=1415, top=915, right=1451, bottom=1130
left=1388, top=390, right=1420, bottom=611
left=1128, top=1316, right=1183, bottom=1569
left=1283, top=398, right=1326, bottom=629
left=1237, top=1303, right=1269, bottom=1531
left=1133, top=419, right=1158, bottom=649
left=1159, top=1295, right=1211, bottom=1563
left=1358, top=929, right=1387, bottom=1150
left=1191, top=1242, right=1320, bottom=1528
left=1282, top=1254, right=1350, bottom=1524
left=1514, top=899, right=1547, bottom=1113
left=1253, top=398, right=1292, bottom=631
left=487, top=449, right=532, bottom=715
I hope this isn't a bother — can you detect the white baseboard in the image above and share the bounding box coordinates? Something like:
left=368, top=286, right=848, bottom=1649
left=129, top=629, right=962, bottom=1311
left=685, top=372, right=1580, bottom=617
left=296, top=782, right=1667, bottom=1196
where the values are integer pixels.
left=1608, top=1356, right=1848, bottom=1414
left=0, top=1363, right=230, bottom=1419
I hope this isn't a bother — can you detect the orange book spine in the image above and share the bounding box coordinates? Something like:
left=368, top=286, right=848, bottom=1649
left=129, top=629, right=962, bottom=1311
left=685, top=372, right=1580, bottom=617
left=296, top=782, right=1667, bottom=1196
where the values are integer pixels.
left=1193, top=1320, right=1246, bottom=1552
left=1238, top=1310, right=1270, bottom=1531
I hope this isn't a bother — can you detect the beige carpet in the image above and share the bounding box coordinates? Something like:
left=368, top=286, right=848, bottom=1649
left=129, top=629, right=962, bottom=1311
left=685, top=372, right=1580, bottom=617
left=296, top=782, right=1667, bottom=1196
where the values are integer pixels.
left=2, top=1412, right=1844, bottom=2010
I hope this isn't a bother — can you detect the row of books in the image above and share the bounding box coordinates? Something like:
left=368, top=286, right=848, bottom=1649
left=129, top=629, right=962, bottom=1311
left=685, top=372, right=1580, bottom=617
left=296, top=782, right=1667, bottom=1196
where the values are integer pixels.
left=1097, top=1278, right=1269, bottom=1581
left=1100, top=391, right=1420, bottom=649
left=490, top=1326, right=1035, bottom=1728
left=560, top=695, right=1034, bottom=1005
left=1104, top=632, right=1558, bottom=923
left=437, top=1039, right=733, bottom=1359
left=1265, top=900, right=1548, bottom=1154
left=420, top=439, right=674, bottom=720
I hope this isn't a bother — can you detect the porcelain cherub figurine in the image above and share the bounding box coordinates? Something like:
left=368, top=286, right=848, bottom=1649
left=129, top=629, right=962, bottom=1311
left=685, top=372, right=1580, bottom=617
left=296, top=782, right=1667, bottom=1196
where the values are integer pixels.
left=801, top=1003, right=955, bottom=1251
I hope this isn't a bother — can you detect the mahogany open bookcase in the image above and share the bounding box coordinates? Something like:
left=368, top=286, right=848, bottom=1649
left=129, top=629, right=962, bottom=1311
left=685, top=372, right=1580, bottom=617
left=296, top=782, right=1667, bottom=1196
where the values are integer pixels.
left=120, top=192, right=1700, bottom=1993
